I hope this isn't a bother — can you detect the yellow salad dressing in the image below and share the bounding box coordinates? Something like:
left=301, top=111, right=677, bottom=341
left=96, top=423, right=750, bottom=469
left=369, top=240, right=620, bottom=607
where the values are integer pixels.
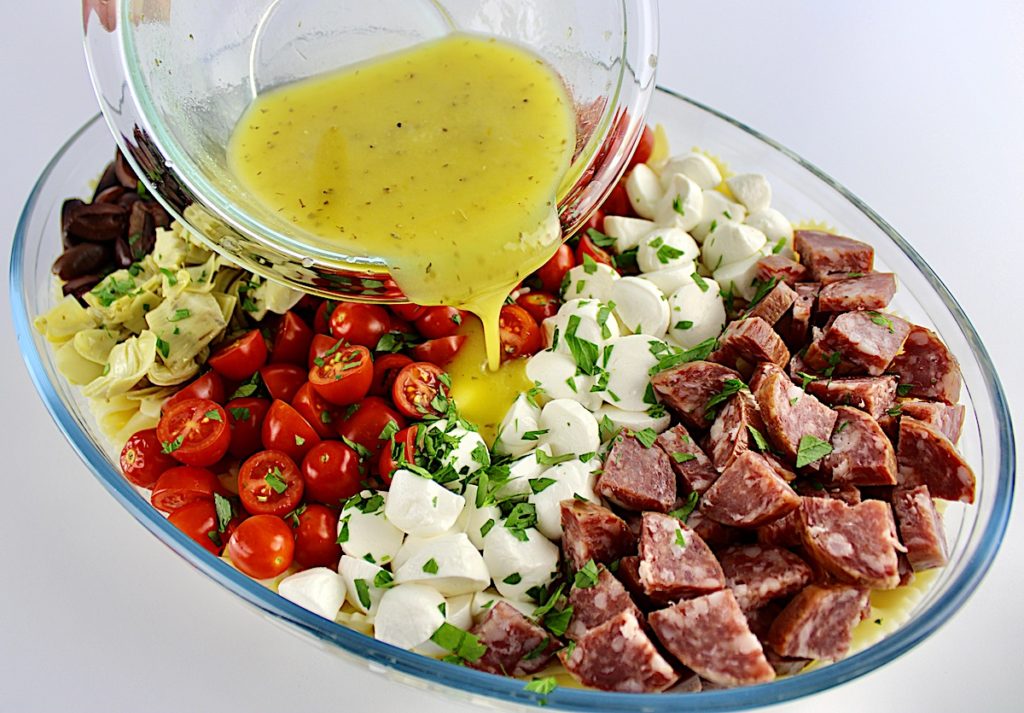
left=228, top=34, right=577, bottom=369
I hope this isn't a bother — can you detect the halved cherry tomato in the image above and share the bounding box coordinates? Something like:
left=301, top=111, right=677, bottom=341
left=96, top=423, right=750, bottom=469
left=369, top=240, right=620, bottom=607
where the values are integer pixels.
left=225, top=397, right=271, bottom=459
left=150, top=465, right=223, bottom=513
left=415, top=306, right=464, bottom=339
left=259, top=363, right=306, bottom=402
left=392, top=361, right=449, bottom=418
left=499, top=304, right=543, bottom=361
left=308, top=334, right=340, bottom=370
left=378, top=425, right=416, bottom=485
left=168, top=500, right=220, bottom=555
left=301, top=441, right=362, bottom=504
left=270, top=311, right=314, bottom=366
left=534, top=244, right=575, bottom=294
left=120, top=427, right=178, bottom=487
left=338, top=397, right=406, bottom=458
left=410, top=335, right=467, bottom=366
left=627, top=124, right=655, bottom=169
left=291, top=382, right=338, bottom=438
left=575, top=231, right=615, bottom=267
left=313, top=301, right=336, bottom=334
left=390, top=303, right=426, bottom=322
left=237, top=449, right=304, bottom=516
left=329, top=303, right=392, bottom=349
left=309, top=344, right=373, bottom=406
left=582, top=209, right=606, bottom=234
left=227, top=514, right=294, bottom=579
left=515, top=291, right=560, bottom=323
left=261, top=400, right=321, bottom=461
left=157, top=398, right=231, bottom=467
left=600, top=179, right=633, bottom=217
left=164, top=371, right=225, bottom=411
left=291, top=504, right=342, bottom=568
left=370, top=353, right=413, bottom=397
left=209, top=329, right=268, bottom=381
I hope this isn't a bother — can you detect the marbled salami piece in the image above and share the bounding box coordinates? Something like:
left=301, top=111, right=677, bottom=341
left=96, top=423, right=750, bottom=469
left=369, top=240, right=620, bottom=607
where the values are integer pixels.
left=706, top=391, right=767, bottom=471
left=560, top=500, right=636, bottom=571
left=891, top=485, right=948, bottom=572
left=803, top=310, right=911, bottom=376
left=615, top=555, right=670, bottom=610
left=567, top=565, right=643, bottom=641
left=764, top=452, right=797, bottom=483
left=822, top=406, right=897, bottom=486
left=713, top=317, right=790, bottom=370
left=469, top=601, right=560, bottom=676
left=651, top=360, right=743, bottom=429
left=799, top=497, right=901, bottom=589
left=702, top=451, right=801, bottom=528
left=793, top=230, right=874, bottom=281
left=649, top=589, right=775, bottom=687
left=638, top=512, right=725, bottom=601
left=719, top=545, right=814, bottom=611
left=889, top=325, right=962, bottom=404
left=756, top=254, right=809, bottom=286
left=754, top=363, right=838, bottom=465
left=780, top=282, right=820, bottom=349
left=794, top=481, right=863, bottom=505
left=805, top=375, right=898, bottom=419
left=896, top=417, right=975, bottom=503
left=898, top=400, right=966, bottom=443
left=597, top=432, right=676, bottom=512
left=817, top=272, right=897, bottom=313
left=756, top=509, right=802, bottom=548
left=656, top=424, right=719, bottom=495
left=560, top=609, right=679, bottom=692
left=746, top=279, right=798, bottom=326
left=766, top=584, right=870, bottom=661
left=687, top=506, right=745, bottom=549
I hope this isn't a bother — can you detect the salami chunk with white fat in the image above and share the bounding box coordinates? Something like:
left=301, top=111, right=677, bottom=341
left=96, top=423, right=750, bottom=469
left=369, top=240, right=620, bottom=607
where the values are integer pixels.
left=822, top=405, right=897, bottom=486
left=745, top=279, right=797, bottom=326
left=651, top=360, right=743, bottom=429
left=756, top=254, right=809, bottom=286
left=719, top=545, right=814, bottom=611
left=638, top=512, right=725, bottom=601
left=597, top=431, right=676, bottom=512
left=891, top=485, right=948, bottom=572
left=712, top=317, right=790, bottom=370
left=793, top=230, right=874, bottom=282
left=560, top=499, right=635, bottom=571
left=898, top=400, right=966, bottom=443
left=701, top=451, right=801, bottom=528
left=896, top=417, right=975, bottom=503
left=804, top=310, right=911, bottom=376
left=817, top=272, right=897, bottom=312
left=656, top=423, right=719, bottom=495
left=767, top=584, right=870, bottom=661
left=469, top=601, right=559, bottom=676
left=889, top=325, right=962, bottom=404
left=805, top=375, right=897, bottom=420
left=705, top=391, right=767, bottom=472
left=753, top=363, right=838, bottom=465
left=567, top=565, right=643, bottom=641
left=799, top=497, right=901, bottom=589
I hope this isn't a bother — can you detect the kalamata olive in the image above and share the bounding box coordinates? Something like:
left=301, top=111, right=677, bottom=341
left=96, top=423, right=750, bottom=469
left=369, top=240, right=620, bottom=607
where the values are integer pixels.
left=113, top=237, right=134, bottom=268
left=52, top=243, right=110, bottom=281
left=94, top=185, right=126, bottom=204
left=114, top=150, right=139, bottom=189
left=118, top=191, right=142, bottom=210
left=61, top=198, right=85, bottom=249
left=141, top=200, right=170, bottom=229
left=62, top=273, right=104, bottom=300
left=127, top=202, right=156, bottom=260
left=66, top=202, right=128, bottom=242
left=92, top=161, right=119, bottom=201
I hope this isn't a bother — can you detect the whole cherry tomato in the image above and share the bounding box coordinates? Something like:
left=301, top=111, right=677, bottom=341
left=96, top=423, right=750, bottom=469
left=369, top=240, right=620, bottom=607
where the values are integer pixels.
left=209, top=329, right=268, bottom=381
left=390, top=303, right=426, bottom=322
left=157, top=398, right=231, bottom=467
left=168, top=500, right=221, bottom=555
left=225, top=397, right=271, bottom=459
left=164, top=371, right=226, bottom=411
left=534, top=244, right=575, bottom=294
left=291, top=504, right=342, bottom=569
left=228, top=515, right=294, bottom=579
left=259, top=363, right=306, bottom=402
left=499, top=304, right=543, bottom=361
left=378, top=425, right=417, bottom=485
left=302, top=441, right=362, bottom=505
left=150, top=465, right=223, bottom=513
left=270, top=311, right=314, bottom=366
left=410, top=335, right=466, bottom=366
left=308, top=344, right=373, bottom=406
left=313, top=301, right=336, bottom=335
left=120, top=427, right=178, bottom=487
left=329, top=303, right=392, bottom=349
left=575, top=231, right=615, bottom=267
left=600, top=180, right=633, bottom=217
left=291, top=382, right=338, bottom=438
left=392, top=362, right=450, bottom=418
left=414, top=306, right=464, bottom=339
left=370, top=353, right=413, bottom=397
left=237, top=449, right=304, bottom=516
left=515, top=291, right=559, bottom=323
left=337, top=397, right=406, bottom=459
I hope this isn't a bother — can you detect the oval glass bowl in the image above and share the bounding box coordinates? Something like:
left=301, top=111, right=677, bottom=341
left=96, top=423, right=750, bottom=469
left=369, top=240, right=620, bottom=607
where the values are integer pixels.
left=11, top=89, right=1015, bottom=711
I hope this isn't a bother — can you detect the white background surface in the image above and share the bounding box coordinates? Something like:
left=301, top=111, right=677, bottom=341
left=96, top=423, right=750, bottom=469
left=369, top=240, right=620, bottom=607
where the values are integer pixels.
left=1, top=2, right=1021, bottom=711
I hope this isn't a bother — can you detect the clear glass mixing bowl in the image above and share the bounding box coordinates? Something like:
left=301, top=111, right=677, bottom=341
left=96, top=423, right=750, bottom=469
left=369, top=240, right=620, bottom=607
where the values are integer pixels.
left=11, top=88, right=1015, bottom=711
left=82, top=0, right=659, bottom=301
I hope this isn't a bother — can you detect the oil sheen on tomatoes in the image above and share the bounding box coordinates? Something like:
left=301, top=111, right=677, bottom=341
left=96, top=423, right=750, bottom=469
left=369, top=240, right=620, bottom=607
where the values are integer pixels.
left=228, top=34, right=576, bottom=370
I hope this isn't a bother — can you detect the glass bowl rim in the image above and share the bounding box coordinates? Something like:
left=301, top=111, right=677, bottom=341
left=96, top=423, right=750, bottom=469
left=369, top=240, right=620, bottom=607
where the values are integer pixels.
left=9, top=88, right=1016, bottom=712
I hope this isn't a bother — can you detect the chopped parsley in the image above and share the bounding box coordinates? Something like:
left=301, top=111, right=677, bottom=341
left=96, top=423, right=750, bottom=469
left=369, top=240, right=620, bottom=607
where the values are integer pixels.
left=169, top=308, right=191, bottom=322
left=586, top=228, right=617, bottom=248
left=535, top=451, right=575, bottom=467
left=90, top=276, right=137, bottom=307
left=669, top=491, right=699, bottom=522
left=574, top=559, right=600, bottom=589
left=704, top=378, right=747, bottom=419
left=229, top=406, right=251, bottom=421
left=896, top=383, right=915, bottom=396
left=422, top=558, right=439, bottom=575
left=674, top=528, right=687, bottom=548
left=503, top=572, right=522, bottom=585
left=213, top=493, right=233, bottom=533
left=795, top=435, right=833, bottom=468
left=564, top=315, right=600, bottom=376
left=674, top=320, right=694, bottom=330
left=204, top=409, right=222, bottom=422
left=524, top=677, right=558, bottom=698
left=528, top=477, right=557, bottom=494
left=691, top=272, right=709, bottom=292
left=160, top=435, right=183, bottom=454
left=264, top=468, right=288, bottom=493
left=155, top=337, right=170, bottom=359
left=430, top=623, right=487, bottom=663
left=672, top=195, right=686, bottom=216
left=672, top=451, right=696, bottom=464
left=656, top=243, right=685, bottom=264
left=868, top=311, right=895, bottom=334
left=747, top=425, right=770, bottom=451
left=633, top=427, right=659, bottom=448
left=353, top=579, right=372, bottom=610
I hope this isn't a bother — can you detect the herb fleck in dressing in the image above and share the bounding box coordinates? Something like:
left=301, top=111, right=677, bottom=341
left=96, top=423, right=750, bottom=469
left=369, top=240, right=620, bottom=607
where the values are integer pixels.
left=229, top=34, right=577, bottom=369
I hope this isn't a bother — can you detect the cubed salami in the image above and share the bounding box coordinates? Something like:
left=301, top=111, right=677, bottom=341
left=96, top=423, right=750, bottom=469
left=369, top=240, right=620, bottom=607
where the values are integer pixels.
left=822, top=406, right=897, bottom=486
left=688, top=506, right=745, bottom=549
left=560, top=609, right=679, bottom=692
left=649, top=589, right=775, bottom=687
left=891, top=485, right=948, bottom=572
left=701, top=451, right=801, bottom=528
left=817, top=272, right=897, bottom=312
left=793, top=230, right=874, bottom=281
left=560, top=500, right=636, bottom=571
left=889, top=325, right=962, bottom=404
left=803, top=310, right=911, bottom=376
left=766, top=584, right=870, bottom=661
left=896, top=417, right=975, bottom=503
left=805, top=375, right=897, bottom=419
left=713, top=317, right=790, bottom=370
left=756, top=509, right=802, bottom=548
left=799, top=497, right=901, bottom=589
left=753, top=363, right=838, bottom=465
left=794, top=481, right=862, bottom=505
left=615, top=555, right=669, bottom=610
left=638, top=512, right=725, bottom=601
left=469, top=601, right=559, bottom=676
left=898, top=400, right=966, bottom=443
left=706, top=391, right=766, bottom=471
left=656, top=424, right=719, bottom=495
left=719, top=545, right=814, bottom=611
left=597, top=431, right=676, bottom=512
left=756, top=254, right=809, bottom=286
left=781, top=282, right=820, bottom=348
left=745, top=279, right=797, bottom=326
left=567, top=565, right=643, bottom=640
left=651, top=360, right=743, bottom=428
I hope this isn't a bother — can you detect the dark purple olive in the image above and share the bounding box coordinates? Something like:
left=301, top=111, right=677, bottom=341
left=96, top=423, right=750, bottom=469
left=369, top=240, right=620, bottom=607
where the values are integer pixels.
left=118, top=191, right=143, bottom=210
left=94, top=185, right=126, bottom=204
left=62, top=273, right=104, bottom=301
left=113, top=237, right=134, bottom=268
left=127, top=202, right=156, bottom=260
left=91, top=161, right=119, bottom=202
left=65, top=202, right=128, bottom=242
left=140, top=200, right=170, bottom=229
left=61, top=198, right=85, bottom=249
left=114, top=150, right=139, bottom=190
left=52, top=243, right=110, bottom=281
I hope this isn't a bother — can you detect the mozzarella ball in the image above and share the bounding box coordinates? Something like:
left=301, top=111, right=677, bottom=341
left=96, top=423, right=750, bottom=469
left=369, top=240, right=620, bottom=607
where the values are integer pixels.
left=338, top=555, right=388, bottom=615
left=713, top=248, right=771, bottom=301
left=455, top=484, right=502, bottom=549
left=667, top=278, right=727, bottom=348
left=563, top=262, right=620, bottom=302
left=393, top=532, right=490, bottom=596
left=599, top=334, right=664, bottom=411
left=611, top=277, right=670, bottom=337
left=277, top=567, right=347, bottom=621
left=660, top=152, right=722, bottom=190
left=745, top=208, right=794, bottom=256
left=427, top=421, right=489, bottom=477
left=640, top=261, right=698, bottom=296
left=602, top=216, right=656, bottom=253
left=494, top=393, right=543, bottom=458
left=692, top=189, right=746, bottom=243
left=497, top=446, right=552, bottom=498
left=385, top=469, right=466, bottom=537
left=725, top=173, right=772, bottom=213
left=539, top=399, right=600, bottom=457
left=654, top=173, right=703, bottom=232
left=374, top=584, right=446, bottom=650
left=338, top=493, right=404, bottom=565
left=625, top=163, right=663, bottom=219
left=637, top=228, right=700, bottom=274
left=594, top=404, right=671, bottom=440
left=525, top=349, right=601, bottom=410
left=482, top=524, right=560, bottom=601
left=702, top=223, right=767, bottom=271
left=542, top=298, right=620, bottom=355
left=530, top=459, right=599, bottom=540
